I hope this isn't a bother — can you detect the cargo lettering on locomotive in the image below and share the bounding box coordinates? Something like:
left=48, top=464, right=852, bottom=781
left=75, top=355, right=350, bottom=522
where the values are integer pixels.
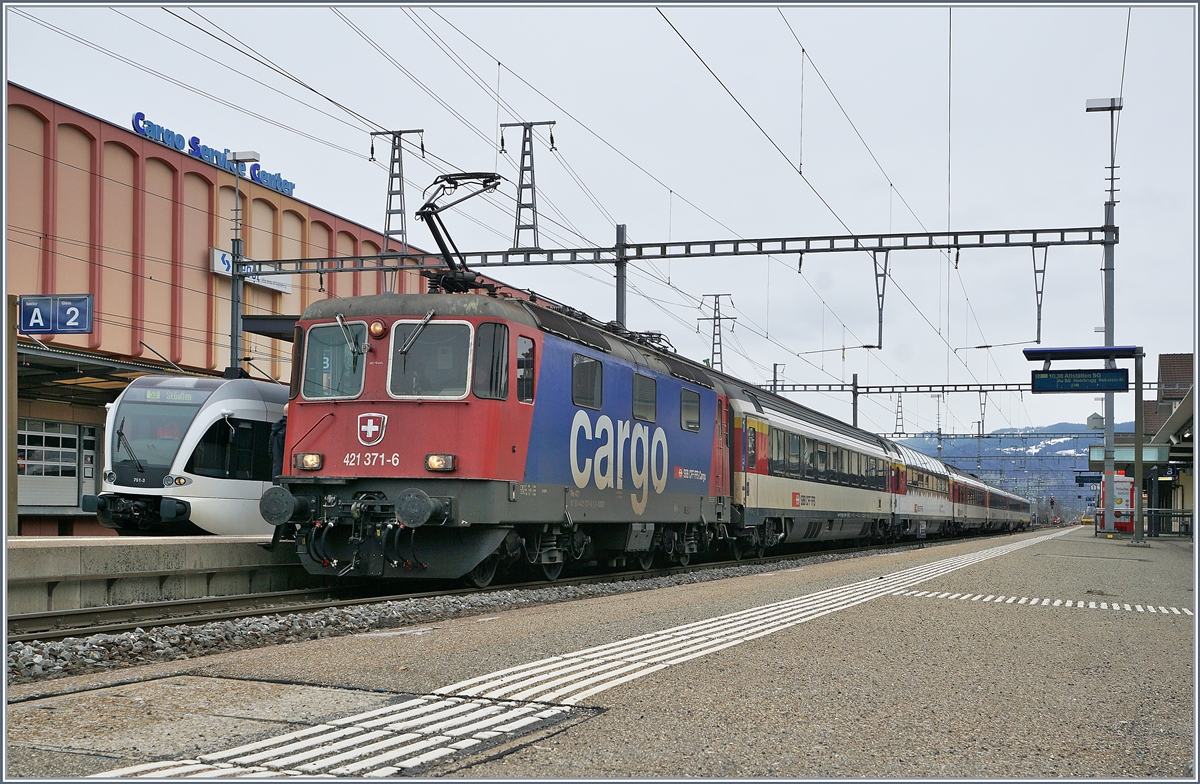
left=569, top=409, right=668, bottom=514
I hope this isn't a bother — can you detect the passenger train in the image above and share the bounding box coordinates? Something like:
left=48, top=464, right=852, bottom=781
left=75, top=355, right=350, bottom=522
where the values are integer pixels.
left=83, top=375, right=287, bottom=535
left=258, top=292, right=1030, bottom=586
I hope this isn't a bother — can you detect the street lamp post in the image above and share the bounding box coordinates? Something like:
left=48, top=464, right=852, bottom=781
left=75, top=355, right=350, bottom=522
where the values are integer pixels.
left=227, top=151, right=260, bottom=377
left=1086, top=98, right=1122, bottom=538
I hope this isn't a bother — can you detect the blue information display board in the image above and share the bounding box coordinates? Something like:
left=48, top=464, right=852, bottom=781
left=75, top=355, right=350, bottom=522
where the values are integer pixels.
left=1031, top=369, right=1128, bottom=393
left=18, top=294, right=94, bottom=334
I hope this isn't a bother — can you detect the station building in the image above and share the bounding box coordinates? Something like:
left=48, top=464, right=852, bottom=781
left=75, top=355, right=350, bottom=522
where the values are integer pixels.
left=6, top=83, right=436, bottom=535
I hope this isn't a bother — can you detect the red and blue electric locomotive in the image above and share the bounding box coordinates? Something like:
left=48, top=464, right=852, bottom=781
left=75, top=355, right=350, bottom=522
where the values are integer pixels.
left=260, top=293, right=730, bottom=586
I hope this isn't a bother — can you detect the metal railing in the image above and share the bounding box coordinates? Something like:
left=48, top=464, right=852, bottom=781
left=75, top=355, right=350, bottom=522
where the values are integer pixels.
left=1145, top=508, right=1194, bottom=537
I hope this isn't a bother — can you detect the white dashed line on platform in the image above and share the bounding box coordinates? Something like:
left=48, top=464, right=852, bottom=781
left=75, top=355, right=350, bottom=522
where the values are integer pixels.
left=890, top=589, right=1191, bottom=616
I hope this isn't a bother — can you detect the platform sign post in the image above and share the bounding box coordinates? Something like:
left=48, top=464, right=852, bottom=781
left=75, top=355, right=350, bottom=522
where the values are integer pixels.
left=1024, top=345, right=1145, bottom=546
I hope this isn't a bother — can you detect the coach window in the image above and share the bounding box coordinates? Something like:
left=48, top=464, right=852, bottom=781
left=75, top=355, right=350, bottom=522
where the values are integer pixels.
left=816, top=442, right=827, bottom=480
left=303, top=322, right=367, bottom=399
left=633, top=374, right=656, bottom=422
left=572, top=354, right=603, bottom=409
left=868, top=457, right=878, bottom=490
left=803, top=437, right=814, bottom=479
left=788, top=433, right=802, bottom=478
left=830, top=446, right=842, bottom=483
left=680, top=388, right=700, bottom=432
left=768, top=428, right=787, bottom=477
left=747, top=426, right=757, bottom=469
left=472, top=323, right=509, bottom=400
left=516, top=337, right=535, bottom=403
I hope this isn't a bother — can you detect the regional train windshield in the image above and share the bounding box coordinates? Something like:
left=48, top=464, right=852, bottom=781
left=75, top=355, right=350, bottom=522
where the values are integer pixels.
left=110, top=383, right=216, bottom=471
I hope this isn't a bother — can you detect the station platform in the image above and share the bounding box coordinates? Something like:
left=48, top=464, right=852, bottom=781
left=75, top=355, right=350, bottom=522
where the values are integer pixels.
left=6, top=536, right=320, bottom=615
left=5, top=526, right=1194, bottom=778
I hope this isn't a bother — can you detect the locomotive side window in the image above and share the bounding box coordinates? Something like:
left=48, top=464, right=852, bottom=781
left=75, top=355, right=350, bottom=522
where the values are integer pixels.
left=572, top=354, right=603, bottom=409
left=680, top=388, right=700, bottom=432
left=632, top=374, right=656, bottom=422
left=768, top=428, right=787, bottom=477
left=303, top=323, right=366, bottom=399
left=185, top=418, right=272, bottom=481
left=288, top=325, right=304, bottom=400
left=390, top=321, right=472, bottom=398
left=472, top=322, right=509, bottom=400
left=516, top=337, right=535, bottom=403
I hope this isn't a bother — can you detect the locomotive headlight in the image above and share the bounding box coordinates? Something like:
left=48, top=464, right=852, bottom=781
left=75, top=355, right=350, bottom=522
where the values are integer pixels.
left=369, top=319, right=387, bottom=339
left=425, top=453, right=456, bottom=472
left=295, top=452, right=324, bottom=471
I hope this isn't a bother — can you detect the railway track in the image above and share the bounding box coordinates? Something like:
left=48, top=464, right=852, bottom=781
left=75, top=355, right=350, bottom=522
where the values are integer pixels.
left=7, top=531, right=1032, bottom=644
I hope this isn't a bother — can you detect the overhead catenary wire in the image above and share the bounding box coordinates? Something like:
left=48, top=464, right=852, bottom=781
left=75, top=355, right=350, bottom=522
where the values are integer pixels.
left=661, top=8, right=1016, bottom=429
left=425, top=7, right=880, bottom=365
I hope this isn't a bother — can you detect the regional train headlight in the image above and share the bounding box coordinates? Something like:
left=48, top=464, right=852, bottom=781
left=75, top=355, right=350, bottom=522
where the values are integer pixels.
left=294, top=452, right=324, bottom=471
left=425, top=454, right=456, bottom=472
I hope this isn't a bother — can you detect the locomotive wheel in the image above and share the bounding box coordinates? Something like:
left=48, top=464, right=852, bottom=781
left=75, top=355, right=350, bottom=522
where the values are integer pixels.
left=676, top=551, right=691, bottom=567
left=539, top=560, right=564, bottom=582
left=755, top=542, right=766, bottom=559
left=638, top=550, right=655, bottom=571
left=465, top=557, right=498, bottom=589
left=729, top=538, right=744, bottom=561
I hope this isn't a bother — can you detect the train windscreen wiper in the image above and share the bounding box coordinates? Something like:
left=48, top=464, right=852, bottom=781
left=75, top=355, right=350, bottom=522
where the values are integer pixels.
left=398, top=310, right=436, bottom=357
left=334, top=313, right=364, bottom=372
left=116, top=416, right=144, bottom=473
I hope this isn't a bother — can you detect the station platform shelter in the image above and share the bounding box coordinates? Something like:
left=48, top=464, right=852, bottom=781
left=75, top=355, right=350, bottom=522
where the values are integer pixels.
left=1089, top=353, right=1194, bottom=535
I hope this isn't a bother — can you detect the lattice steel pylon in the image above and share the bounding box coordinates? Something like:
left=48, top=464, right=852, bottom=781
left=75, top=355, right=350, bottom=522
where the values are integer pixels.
left=698, top=294, right=735, bottom=373
left=500, top=121, right=555, bottom=251
left=371, top=129, right=423, bottom=292
left=891, top=393, right=906, bottom=438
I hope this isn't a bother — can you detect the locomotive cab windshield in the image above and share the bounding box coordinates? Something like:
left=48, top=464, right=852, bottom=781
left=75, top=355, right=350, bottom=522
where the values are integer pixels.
left=108, top=381, right=217, bottom=486
left=303, top=322, right=367, bottom=398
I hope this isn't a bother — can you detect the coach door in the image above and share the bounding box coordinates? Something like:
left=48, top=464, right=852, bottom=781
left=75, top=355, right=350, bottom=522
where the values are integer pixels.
left=711, top=394, right=730, bottom=498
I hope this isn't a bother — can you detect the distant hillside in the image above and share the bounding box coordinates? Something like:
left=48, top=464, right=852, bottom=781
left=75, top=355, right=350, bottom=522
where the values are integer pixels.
left=898, top=421, right=1134, bottom=517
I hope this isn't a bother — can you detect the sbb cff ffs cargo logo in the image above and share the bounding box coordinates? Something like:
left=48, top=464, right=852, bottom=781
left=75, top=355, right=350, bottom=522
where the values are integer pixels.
left=358, top=413, right=387, bottom=447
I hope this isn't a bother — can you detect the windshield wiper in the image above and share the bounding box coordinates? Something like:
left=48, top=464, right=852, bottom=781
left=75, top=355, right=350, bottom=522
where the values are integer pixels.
left=116, top=416, right=144, bottom=473
left=334, top=313, right=364, bottom=371
left=398, top=310, right=436, bottom=357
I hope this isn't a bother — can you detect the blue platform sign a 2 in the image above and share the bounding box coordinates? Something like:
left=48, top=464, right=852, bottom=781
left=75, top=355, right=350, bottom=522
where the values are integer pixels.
left=19, top=294, right=94, bottom=335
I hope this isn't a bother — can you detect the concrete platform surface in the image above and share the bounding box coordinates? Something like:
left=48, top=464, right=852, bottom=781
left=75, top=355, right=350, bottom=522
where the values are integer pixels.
left=5, top=527, right=1194, bottom=778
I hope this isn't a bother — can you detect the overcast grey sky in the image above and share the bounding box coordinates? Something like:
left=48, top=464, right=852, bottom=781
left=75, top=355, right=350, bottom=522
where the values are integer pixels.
left=5, top=3, right=1196, bottom=434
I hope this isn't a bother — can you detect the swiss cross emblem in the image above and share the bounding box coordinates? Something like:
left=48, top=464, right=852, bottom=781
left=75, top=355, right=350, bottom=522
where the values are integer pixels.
left=358, top=413, right=387, bottom=447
